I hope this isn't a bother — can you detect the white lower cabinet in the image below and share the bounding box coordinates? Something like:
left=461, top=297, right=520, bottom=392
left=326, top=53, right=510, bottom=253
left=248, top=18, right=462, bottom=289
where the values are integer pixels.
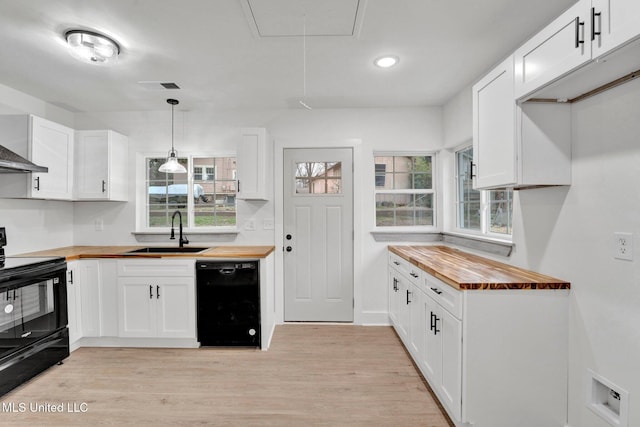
left=117, top=259, right=195, bottom=339
left=66, top=259, right=101, bottom=347
left=65, top=261, right=82, bottom=347
left=423, top=291, right=462, bottom=421
left=388, top=252, right=568, bottom=427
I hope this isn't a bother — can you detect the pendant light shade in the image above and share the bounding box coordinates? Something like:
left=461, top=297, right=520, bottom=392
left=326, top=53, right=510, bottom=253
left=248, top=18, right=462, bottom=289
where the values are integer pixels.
left=158, top=99, right=187, bottom=174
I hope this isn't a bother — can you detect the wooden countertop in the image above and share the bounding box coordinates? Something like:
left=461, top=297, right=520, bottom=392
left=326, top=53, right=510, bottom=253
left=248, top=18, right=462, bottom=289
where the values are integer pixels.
left=389, top=245, right=570, bottom=290
left=17, top=245, right=275, bottom=261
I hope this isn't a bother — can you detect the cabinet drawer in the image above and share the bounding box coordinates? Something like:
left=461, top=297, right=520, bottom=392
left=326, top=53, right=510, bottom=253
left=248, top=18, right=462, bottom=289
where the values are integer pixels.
left=423, top=273, right=463, bottom=320
left=389, top=253, right=421, bottom=283
left=117, top=259, right=195, bottom=277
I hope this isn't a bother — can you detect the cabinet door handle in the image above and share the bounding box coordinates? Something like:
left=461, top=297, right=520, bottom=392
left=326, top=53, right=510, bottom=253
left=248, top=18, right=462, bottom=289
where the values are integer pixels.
left=156, top=285, right=160, bottom=299
left=470, top=161, right=476, bottom=179
left=237, top=180, right=240, bottom=193
left=406, top=289, right=412, bottom=305
left=67, top=270, right=74, bottom=284
left=34, top=176, right=40, bottom=191
left=393, top=277, right=398, bottom=292
left=574, top=17, right=585, bottom=49
left=434, top=315, right=440, bottom=335
left=591, top=7, right=601, bottom=41
left=430, top=287, right=443, bottom=295
left=149, top=285, right=153, bottom=299
left=430, top=311, right=435, bottom=332
left=101, top=180, right=106, bottom=193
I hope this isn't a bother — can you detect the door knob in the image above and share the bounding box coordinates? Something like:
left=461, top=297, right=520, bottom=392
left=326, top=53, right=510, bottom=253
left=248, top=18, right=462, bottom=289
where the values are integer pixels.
left=286, top=234, right=292, bottom=240
left=286, top=246, right=293, bottom=252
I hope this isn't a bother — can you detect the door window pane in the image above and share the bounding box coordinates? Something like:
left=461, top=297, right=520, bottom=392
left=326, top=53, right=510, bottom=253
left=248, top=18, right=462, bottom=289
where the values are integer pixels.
left=295, top=162, right=342, bottom=194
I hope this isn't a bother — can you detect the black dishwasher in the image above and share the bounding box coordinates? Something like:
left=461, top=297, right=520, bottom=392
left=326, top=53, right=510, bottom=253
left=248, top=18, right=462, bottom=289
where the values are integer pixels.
left=196, top=260, right=260, bottom=347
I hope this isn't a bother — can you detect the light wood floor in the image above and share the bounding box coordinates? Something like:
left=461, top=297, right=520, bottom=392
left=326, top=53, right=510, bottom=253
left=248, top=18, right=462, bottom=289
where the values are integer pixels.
left=2, top=325, right=452, bottom=426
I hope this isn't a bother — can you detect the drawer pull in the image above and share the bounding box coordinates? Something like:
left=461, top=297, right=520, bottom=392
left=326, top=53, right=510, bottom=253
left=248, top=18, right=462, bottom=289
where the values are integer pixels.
left=410, top=272, right=419, bottom=278
left=393, top=261, right=400, bottom=266
left=574, top=17, right=585, bottom=49
left=430, top=287, right=443, bottom=295
left=591, top=7, right=601, bottom=41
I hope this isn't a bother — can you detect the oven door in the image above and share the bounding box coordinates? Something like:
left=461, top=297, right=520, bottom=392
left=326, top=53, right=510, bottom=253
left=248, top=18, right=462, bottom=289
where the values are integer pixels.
left=0, top=266, right=67, bottom=360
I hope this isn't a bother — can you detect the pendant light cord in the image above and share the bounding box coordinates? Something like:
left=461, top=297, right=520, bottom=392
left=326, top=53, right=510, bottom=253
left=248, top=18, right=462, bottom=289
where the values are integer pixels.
left=303, top=14, right=307, bottom=99
left=299, top=15, right=312, bottom=110
left=171, top=101, right=175, bottom=152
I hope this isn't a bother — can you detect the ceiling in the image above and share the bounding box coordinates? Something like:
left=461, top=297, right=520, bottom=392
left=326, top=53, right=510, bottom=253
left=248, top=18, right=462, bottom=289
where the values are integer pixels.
left=0, top=0, right=577, bottom=113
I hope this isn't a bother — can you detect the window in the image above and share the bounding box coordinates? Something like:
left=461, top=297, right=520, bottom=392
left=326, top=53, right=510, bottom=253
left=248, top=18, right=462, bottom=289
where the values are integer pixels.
left=455, top=146, right=512, bottom=236
left=374, top=154, right=435, bottom=227
left=144, top=155, right=236, bottom=229
left=193, top=166, right=215, bottom=181
left=295, top=162, right=342, bottom=194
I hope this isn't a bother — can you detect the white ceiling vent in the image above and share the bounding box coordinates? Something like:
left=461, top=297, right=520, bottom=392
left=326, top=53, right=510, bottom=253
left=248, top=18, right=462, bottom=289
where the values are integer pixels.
left=137, top=81, right=181, bottom=91
left=241, top=0, right=366, bottom=37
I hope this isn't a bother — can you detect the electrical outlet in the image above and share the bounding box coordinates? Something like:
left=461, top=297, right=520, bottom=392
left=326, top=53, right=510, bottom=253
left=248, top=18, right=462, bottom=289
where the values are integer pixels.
left=244, top=219, right=256, bottom=231
left=94, top=218, right=104, bottom=232
left=263, top=219, right=275, bottom=230
left=614, top=232, right=633, bottom=261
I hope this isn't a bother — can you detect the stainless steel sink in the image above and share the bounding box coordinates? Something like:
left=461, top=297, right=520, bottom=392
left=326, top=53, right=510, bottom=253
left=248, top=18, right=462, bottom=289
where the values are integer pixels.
left=126, top=247, right=209, bottom=254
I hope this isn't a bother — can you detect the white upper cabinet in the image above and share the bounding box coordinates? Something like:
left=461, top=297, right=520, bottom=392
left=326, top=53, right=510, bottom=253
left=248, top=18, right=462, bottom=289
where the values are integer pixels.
left=0, top=115, right=74, bottom=200
left=472, top=55, right=516, bottom=189
left=515, top=0, right=640, bottom=101
left=591, top=0, right=640, bottom=58
left=236, top=128, right=272, bottom=200
left=514, top=0, right=592, bottom=100
left=75, top=130, right=128, bottom=201
left=473, top=56, right=572, bottom=190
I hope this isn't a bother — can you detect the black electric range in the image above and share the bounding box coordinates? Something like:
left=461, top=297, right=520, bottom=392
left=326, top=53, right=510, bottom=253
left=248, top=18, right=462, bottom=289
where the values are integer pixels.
left=0, top=256, right=66, bottom=280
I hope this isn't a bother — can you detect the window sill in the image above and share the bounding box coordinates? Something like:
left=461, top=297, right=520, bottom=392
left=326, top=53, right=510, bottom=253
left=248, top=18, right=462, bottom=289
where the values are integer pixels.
left=371, top=230, right=513, bottom=257
left=370, top=231, right=443, bottom=243
left=442, top=232, right=513, bottom=257
left=132, top=230, right=240, bottom=243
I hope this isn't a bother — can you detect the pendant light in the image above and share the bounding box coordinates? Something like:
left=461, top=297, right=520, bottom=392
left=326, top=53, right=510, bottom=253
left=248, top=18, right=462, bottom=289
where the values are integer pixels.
left=158, top=99, right=187, bottom=174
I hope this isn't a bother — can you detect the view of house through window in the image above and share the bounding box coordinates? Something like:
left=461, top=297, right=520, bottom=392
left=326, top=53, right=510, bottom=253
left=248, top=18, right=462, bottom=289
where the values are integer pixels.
left=374, top=154, right=434, bottom=227
left=145, top=156, right=236, bottom=228
left=295, top=162, right=342, bottom=194
left=455, top=146, right=512, bottom=236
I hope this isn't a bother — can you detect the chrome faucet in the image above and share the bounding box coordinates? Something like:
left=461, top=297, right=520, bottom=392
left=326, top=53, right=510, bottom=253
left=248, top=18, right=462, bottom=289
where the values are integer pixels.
left=170, top=210, right=189, bottom=247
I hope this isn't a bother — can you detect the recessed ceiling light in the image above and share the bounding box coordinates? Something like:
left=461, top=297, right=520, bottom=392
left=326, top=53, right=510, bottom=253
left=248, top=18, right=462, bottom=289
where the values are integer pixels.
left=65, top=30, right=120, bottom=64
left=374, top=55, right=399, bottom=68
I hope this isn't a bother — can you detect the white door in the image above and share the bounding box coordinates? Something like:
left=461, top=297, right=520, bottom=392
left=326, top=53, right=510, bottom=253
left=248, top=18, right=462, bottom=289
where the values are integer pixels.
left=283, top=148, right=353, bottom=322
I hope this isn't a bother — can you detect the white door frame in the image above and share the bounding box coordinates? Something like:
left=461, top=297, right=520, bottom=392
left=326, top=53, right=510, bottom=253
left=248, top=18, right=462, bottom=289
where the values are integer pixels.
left=274, top=138, right=364, bottom=325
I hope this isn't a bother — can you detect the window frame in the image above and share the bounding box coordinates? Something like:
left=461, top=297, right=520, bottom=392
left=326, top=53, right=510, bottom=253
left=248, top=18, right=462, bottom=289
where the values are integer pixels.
left=373, top=151, right=438, bottom=231
left=136, top=152, right=238, bottom=232
left=454, top=145, right=512, bottom=240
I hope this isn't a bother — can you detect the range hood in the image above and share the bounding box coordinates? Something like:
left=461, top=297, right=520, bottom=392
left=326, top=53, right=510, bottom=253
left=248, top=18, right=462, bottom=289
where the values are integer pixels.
left=0, top=145, right=48, bottom=173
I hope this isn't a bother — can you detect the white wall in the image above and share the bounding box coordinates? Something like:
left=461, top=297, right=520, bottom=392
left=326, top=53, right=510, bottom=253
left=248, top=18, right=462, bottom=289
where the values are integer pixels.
left=443, top=77, right=640, bottom=426
left=74, top=106, right=443, bottom=324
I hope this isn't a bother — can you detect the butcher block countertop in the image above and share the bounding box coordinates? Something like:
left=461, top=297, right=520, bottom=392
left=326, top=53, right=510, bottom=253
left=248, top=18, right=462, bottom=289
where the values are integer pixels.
left=17, top=245, right=275, bottom=261
left=389, top=245, right=570, bottom=291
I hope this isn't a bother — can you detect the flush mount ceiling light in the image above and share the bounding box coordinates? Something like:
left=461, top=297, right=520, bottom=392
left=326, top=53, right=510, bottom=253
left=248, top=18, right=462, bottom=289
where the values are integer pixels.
left=65, top=30, right=120, bottom=64
left=374, top=55, right=399, bottom=68
left=158, top=99, right=187, bottom=174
